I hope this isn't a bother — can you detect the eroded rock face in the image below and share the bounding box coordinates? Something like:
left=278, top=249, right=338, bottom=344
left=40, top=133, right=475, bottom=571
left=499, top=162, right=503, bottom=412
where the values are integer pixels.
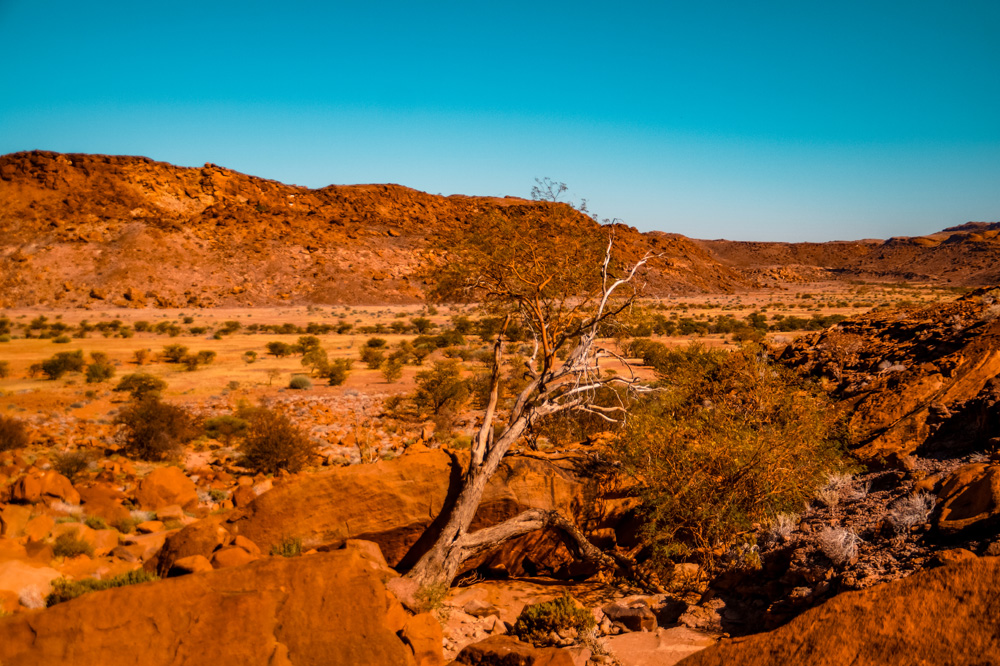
left=782, top=289, right=1000, bottom=464
left=935, top=463, right=1000, bottom=535
left=0, top=549, right=423, bottom=666
left=154, top=448, right=617, bottom=577
left=678, top=557, right=1000, bottom=666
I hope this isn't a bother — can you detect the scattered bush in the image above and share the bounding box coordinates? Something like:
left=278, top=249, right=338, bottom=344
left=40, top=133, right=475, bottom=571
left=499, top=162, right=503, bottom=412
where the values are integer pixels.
left=204, top=414, right=249, bottom=446
left=114, top=373, right=168, bottom=400
left=133, top=348, right=151, bottom=366
left=41, top=350, right=86, bottom=379
left=381, top=358, right=404, bottom=383
left=238, top=405, right=317, bottom=474
left=266, top=341, right=293, bottom=358
left=288, top=374, right=313, bottom=390
left=0, top=415, right=30, bottom=451
left=412, top=582, right=449, bottom=614
left=511, top=594, right=595, bottom=645
left=413, top=360, right=468, bottom=416
left=365, top=337, right=387, bottom=349
left=114, top=396, right=199, bottom=461
left=242, top=350, right=258, bottom=364
left=161, top=344, right=189, bottom=363
left=0, top=360, right=9, bottom=378
left=359, top=347, right=385, bottom=369
left=52, top=532, right=94, bottom=558
left=815, top=526, right=861, bottom=566
left=84, top=516, right=107, bottom=530
left=46, top=570, right=159, bottom=607
left=322, top=358, right=353, bottom=386
left=52, top=335, right=72, bottom=344
left=85, top=352, right=115, bottom=383
left=270, top=536, right=303, bottom=558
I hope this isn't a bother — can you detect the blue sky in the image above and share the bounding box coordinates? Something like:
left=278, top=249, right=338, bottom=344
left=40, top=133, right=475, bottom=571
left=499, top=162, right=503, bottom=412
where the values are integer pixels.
left=1, top=1, right=997, bottom=241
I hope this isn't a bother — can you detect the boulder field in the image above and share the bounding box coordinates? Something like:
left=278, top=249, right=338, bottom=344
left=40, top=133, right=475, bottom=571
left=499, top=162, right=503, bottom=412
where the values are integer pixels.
left=153, top=446, right=626, bottom=578
left=0, top=546, right=437, bottom=666
left=678, top=556, right=1000, bottom=666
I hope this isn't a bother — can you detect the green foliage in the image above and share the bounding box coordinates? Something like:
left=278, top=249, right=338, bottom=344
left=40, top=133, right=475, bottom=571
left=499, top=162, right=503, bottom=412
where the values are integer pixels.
left=414, top=360, right=468, bottom=416
left=608, top=343, right=850, bottom=571
left=204, top=414, right=249, bottom=446
left=381, top=357, right=404, bottom=383
left=84, top=516, right=107, bottom=530
left=0, top=415, right=30, bottom=452
left=40, top=350, right=86, bottom=379
left=46, top=570, right=159, bottom=606
left=360, top=347, right=385, bottom=369
left=114, top=373, right=167, bottom=400
left=412, top=582, right=449, bottom=614
left=511, top=594, right=595, bottom=645
left=322, top=358, right=353, bottom=386
left=266, top=341, right=293, bottom=358
left=85, top=352, right=115, bottom=383
left=242, top=350, right=258, bottom=364
left=111, top=516, right=140, bottom=535
left=365, top=337, right=387, bottom=349
left=238, top=405, right=316, bottom=474
left=270, top=536, right=303, bottom=558
left=301, top=346, right=328, bottom=375
left=114, top=396, right=199, bottom=461
left=288, top=374, right=313, bottom=390
left=52, top=532, right=94, bottom=558
left=160, top=344, right=189, bottom=363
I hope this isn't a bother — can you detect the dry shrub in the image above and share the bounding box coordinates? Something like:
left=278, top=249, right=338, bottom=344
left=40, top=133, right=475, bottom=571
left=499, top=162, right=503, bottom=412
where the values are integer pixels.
left=887, top=493, right=936, bottom=533
left=0, top=415, right=30, bottom=452
left=114, top=396, right=199, bottom=461
left=238, top=405, right=316, bottom=474
left=816, top=526, right=861, bottom=566
left=609, top=343, right=852, bottom=571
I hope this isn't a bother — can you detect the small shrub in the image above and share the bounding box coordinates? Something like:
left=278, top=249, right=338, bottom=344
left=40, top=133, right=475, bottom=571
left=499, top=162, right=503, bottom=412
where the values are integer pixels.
left=270, top=536, right=303, bottom=558
left=288, top=375, right=312, bottom=390
left=46, top=570, right=159, bottom=606
left=85, top=356, right=115, bottom=383
left=133, top=349, right=151, bottom=366
left=359, top=347, right=385, bottom=370
left=204, top=414, right=249, bottom=446
left=84, top=516, right=107, bottom=530
left=365, top=337, right=387, bottom=349
left=160, top=344, right=189, bottom=363
left=114, top=373, right=168, bottom=400
left=266, top=341, right=293, bottom=358
left=111, top=516, right=140, bottom=534
left=0, top=415, right=30, bottom=451
left=413, top=582, right=449, bottom=614
left=242, top=350, right=258, bottom=364
left=414, top=360, right=468, bottom=416
left=760, top=513, right=799, bottom=549
left=53, top=450, right=92, bottom=482
left=208, top=488, right=228, bottom=502
left=815, top=526, right=861, bottom=566
left=114, top=396, right=199, bottom=461
left=52, top=532, right=94, bottom=558
left=238, top=405, right=316, bottom=474
left=0, top=360, right=10, bottom=378
left=381, top=358, right=404, bottom=383
left=886, top=493, right=936, bottom=533
left=323, top=358, right=353, bottom=386
left=511, top=594, right=595, bottom=645
left=41, top=350, right=86, bottom=379
left=52, top=335, right=72, bottom=344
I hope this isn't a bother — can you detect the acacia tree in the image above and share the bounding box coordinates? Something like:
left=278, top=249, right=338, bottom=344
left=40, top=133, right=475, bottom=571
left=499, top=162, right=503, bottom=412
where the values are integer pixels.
left=400, top=206, right=656, bottom=593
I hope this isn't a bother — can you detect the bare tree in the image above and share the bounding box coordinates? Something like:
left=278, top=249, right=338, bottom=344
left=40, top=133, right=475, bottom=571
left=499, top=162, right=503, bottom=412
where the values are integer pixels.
left=398, top=208, right=655, bottom=595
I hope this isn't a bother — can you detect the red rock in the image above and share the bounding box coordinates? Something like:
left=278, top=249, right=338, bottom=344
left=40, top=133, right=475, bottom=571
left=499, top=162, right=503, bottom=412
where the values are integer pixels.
left=0, top=550, right=419, bottom=665
left=171, top=554, right=213, bottom=574
left=233, top=535, right=261, bottom=556
left=0, top=561, right=62, bottom=607
left=210, top=547, right=257, bottom=569
left=136, top=521, right=164, bottom=534
left=936, top=464, right=1000, bottom=534
left=399, top=613, right=445, bottom=666
left=0, top=504, right=32, bottom=537
left=453, top=636, right=576, bottom=665
left=134, top=467, right=198, bottom=511
left=77, top=483, right=131, bottom=524
left=680, top=557, right=1000, bottom=666
left=24, top=515, right=55, bottom=543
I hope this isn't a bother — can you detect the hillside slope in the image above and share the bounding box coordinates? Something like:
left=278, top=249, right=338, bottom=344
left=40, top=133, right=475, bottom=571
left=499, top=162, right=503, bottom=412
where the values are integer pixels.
left=0, top=151, right=744, bottom=308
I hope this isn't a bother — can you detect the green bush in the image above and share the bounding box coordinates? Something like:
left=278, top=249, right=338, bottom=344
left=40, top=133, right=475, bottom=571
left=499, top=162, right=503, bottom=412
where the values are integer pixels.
left=52, top=532, right=94, bottom=558
left=511, top=594, right=595, bottom=645
left=114, top=396, right=199, bottom=461
left=204, top=414, right=249, bottom=446
left=414, top=360, right=468, bottom=416
left=160, top=344, right=189, bottom=363
left=359, top=347, right=385, bottom=369
left=608, top=343, right=850, bottom=571
left=238, top=405, right=316, bottom=474
left=322, top=358, right=353, bottom=386
left=41, top=350, right=86, bottom=379
left=85, top=352, right=115, bottom=383
left=84, top=516, right=107, bottom=530
left=265, top=341, right=293, bottom=358
left=46, top=570, right=159, bottom=606
left=0, top=415, right=30, bottom=452
left=114, top=373, right=167, bottom=400
left=288, top=374, right=312, bottom=390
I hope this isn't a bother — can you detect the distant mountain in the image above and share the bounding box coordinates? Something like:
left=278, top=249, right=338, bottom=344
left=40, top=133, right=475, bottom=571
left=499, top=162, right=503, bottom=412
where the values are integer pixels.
left=0, top=151, right=995, bottom=308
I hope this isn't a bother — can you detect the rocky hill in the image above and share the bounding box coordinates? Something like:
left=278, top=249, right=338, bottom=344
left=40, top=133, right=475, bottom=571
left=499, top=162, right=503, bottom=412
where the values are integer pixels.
left=0, top=151, right=744, bottom=308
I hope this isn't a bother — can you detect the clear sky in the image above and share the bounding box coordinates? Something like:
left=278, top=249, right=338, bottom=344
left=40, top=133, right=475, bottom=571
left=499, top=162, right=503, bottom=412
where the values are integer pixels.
left=1, top=1, right=997, bottom=241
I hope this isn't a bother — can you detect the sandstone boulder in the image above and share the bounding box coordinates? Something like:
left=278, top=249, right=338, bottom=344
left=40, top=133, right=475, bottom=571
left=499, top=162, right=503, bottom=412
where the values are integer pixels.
left=453, top=636, right=576, bottom=666
left=0, top=550, right=425, bottom=666
left=678, top=557, right=1000, bottom=666
left=935, top=463, right=1000, bottom=535
left=134, top=467, right=198, bottom=511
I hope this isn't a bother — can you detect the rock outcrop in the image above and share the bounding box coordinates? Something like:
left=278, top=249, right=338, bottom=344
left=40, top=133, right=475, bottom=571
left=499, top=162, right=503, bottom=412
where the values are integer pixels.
left=678, top=557, right=1000, bottom=666
left=0, top=548, right=433, bottom=666
left=153, top=447, right=619, bottom=577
